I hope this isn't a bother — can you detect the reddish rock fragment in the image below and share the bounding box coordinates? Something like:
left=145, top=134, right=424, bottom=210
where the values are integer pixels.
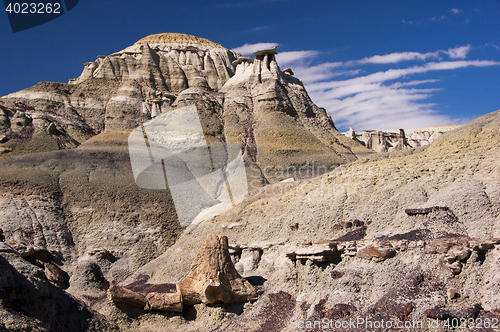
left=352, top=219, right=364, bottom=227
left=146, top=291, right=183, bottom=312
left=356, top=241, right=395, bottom=262
left=332, top=224, right=343, bottom=231
left=107, top=282, right=148, bottom=307
left=340, top=221, right=353, bottom=228
left=396, top=302, right=414, bottom=321
left=44, top=262, right=66, bottom=286
left=325, top=303, right=356, bottom=320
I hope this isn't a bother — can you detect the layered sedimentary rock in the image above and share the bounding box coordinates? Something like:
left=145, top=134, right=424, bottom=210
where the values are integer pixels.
left=0, top=34, right=241, bottom=161
left=345, top=125, right=461, bottom=153
left=0, top=33, right=368, bottom=185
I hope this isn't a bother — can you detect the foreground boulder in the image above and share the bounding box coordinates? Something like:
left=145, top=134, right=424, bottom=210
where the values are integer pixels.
left=177, top=234, right=257, bottom=305
left=107, top=234, right=257, bottom=311
left=0, top=252, right=118, bottom=332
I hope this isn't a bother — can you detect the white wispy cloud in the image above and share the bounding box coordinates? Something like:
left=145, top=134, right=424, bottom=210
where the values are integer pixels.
left=292, top=62, right=346, bottom=83
left=305, top=59, right=499, bottom=130
left=351, top=51, right=441, bottom=65
left=391, top=79, right=440, bottom=88
left=276, top=50, right=319, bottom=66
left=231, top=43, right=500, bottom=131
left=343, top=46, right=471, bottom=66
left=431, top=15, right=448, bottom=21
left=450, top=8, right=462, bottom=14
left=402, top=19, right=420, bottom=25
left=445, top=45, right=471, bottom=59
left=308, top=59, right=496, bottom=91
left=232, top=42, right=278, bottom=55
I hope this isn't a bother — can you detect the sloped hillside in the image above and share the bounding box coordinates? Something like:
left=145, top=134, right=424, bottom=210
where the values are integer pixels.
left=116, top=109, right=500, bottom=331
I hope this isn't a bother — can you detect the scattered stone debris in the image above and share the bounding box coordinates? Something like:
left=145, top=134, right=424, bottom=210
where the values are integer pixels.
left=425, top=237, right=500, bottom=274
left=352, top=219, right=364, bottom=227
left=285, top=235, right=500, bottom=269
left=309, top=295, right=357, bottom=322
left=340, top=221, right=353, bottom=228
left=411, top=274, right=424, bottom=286
left=395, top=302, right=414, bottom=321
left=325, top=303, right=357, bottom=320
left=300, top=301, right=311, bottom=311
left=356, top=240, right=396, bottom=262
left=425, top=303, right=482, bottom=320
left=43, top=261, right=66, bottom=286
left=107, top=234, right=258, bottom=311
left=0, top=238, right=69, bottom=288
left=6, top=241, right=49, bottom=258
left=331, top=271, right=344, bottom=279
left=480, top=308, right=500, bottom=320
left=332, top=219, right=368, bottom=238
left=286, top=241, right=341, bottom=263
left=447, top=288, right=458, bottom=301
left=405, top=206, right=452, bottom=215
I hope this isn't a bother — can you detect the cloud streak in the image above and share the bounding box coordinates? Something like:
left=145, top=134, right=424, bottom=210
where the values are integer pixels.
left=232, top=43, right=500, bottom=131
left=446, top=45, right=471, bottom=59
left=276, top=50, right=320, bottom=66
left=232, top=42, right=278, bottom=55
left=307, top=58, right=499, bottom=130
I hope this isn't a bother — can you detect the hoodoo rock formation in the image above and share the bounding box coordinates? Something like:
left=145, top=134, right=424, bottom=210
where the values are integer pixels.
left=345, top=125, right=462, bottom=153
left=0, top=33, right=368, bottom=175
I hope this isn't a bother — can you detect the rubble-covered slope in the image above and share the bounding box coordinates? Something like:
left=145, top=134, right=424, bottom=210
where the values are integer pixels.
left=117, top=109, right=500, bottom=331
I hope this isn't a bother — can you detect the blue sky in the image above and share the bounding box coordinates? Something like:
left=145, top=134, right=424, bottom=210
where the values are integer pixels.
left=1, top=0, right=499, bottom=131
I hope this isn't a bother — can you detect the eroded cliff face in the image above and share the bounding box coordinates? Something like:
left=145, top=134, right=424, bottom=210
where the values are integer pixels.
left=0, top=33, right=367, bottom=175
left=345, top=125, right=463, bottom=153
left=0, top=34, right=241, bottom=161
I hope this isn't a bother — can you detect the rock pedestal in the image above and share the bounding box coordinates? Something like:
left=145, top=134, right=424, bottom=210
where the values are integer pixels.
left=108, top=234, right=257, bottom=311
left=177, top=234, right=257, bottom=305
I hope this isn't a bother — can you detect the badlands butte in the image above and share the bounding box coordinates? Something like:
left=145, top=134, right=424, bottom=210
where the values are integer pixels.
left=0, top=33, right=499, bottom=332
